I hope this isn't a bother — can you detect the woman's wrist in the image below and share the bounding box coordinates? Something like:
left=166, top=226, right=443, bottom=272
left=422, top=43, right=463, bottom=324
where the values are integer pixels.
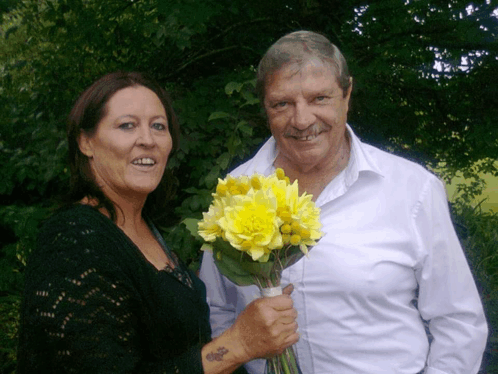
left=201, top=330, right=248, bottom=374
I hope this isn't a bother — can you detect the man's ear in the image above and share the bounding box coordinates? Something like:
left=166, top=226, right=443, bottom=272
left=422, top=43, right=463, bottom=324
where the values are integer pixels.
left=78, top=132, right=94, bottom=158
left=344, top=78, right=353, bottom=111
left=347, top=77, right=353, bottom=98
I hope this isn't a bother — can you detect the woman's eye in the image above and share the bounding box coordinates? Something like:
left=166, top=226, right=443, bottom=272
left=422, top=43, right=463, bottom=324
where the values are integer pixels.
left=119, top=122, right=134, bottom=130
left=152, top=122, right=167, bottom=131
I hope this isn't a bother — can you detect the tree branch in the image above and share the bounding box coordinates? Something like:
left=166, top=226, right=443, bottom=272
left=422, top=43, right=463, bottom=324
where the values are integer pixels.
left=206, top=17, right=272, bottom=45
left=162, top=45, right=240, bottom=79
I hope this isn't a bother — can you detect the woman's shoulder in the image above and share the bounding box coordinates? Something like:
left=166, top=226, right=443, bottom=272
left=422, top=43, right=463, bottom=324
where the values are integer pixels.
left=33, top=204, right=123, bottom=266
left=39, top=204, right=114, bottom=242
left=27, top=204, right=137, bottom=289
left=43, top=203, right=107, bottom=227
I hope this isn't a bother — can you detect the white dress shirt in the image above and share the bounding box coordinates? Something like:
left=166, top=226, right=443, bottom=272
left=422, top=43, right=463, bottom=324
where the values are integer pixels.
left=199, top=125, right=488, bottom=374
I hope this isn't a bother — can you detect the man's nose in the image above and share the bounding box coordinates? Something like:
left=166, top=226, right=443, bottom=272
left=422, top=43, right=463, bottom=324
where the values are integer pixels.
left=292, top=102, right=315, bottom=129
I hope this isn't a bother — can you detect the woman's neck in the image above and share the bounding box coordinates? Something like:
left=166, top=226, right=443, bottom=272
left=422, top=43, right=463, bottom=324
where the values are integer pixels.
left=80, top=194, right=146, bottom=234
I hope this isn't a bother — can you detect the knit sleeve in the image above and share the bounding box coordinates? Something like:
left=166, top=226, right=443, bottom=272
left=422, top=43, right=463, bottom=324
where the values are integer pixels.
left=17, top=215, right=205, bottom=374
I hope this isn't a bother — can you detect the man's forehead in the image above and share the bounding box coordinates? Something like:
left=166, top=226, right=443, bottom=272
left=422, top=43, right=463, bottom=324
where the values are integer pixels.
left=270, top=57, right=337, bottom=79
left=265, top=60, right=339, bottom=93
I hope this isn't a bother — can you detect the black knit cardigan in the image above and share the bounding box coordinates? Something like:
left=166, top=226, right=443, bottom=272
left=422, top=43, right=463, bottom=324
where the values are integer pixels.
left=17, top=204, right=212, bottom=373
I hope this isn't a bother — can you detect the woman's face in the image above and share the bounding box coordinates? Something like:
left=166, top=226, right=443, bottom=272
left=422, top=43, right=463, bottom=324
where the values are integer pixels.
left=78, top=85, right=173, bottom=202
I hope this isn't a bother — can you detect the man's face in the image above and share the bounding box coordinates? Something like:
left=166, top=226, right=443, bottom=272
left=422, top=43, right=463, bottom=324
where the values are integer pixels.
left=264, top=59, right=351, bottom=173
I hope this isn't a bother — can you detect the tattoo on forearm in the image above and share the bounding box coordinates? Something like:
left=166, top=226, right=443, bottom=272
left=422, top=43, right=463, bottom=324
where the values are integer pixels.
left=206, top=346, right=229, bottom=362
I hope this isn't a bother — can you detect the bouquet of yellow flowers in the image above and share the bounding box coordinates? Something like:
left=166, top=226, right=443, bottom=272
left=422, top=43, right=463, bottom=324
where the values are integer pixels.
left=193, top=168, right=323, bottom=374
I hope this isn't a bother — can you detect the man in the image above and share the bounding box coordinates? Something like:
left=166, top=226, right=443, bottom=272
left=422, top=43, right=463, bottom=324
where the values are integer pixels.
left=199, top=31, right=488, bottom=374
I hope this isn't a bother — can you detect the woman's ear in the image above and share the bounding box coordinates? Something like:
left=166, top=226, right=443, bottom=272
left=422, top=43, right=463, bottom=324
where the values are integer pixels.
left=78, top=132, right=94, bottom=158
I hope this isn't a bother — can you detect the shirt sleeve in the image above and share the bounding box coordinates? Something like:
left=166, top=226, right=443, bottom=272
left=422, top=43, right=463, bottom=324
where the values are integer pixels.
left=199, top=250, right=238, bottom=339
left=199, top=248, right=267, bottom=374
left=413, top=176, right=488, bottom=374
left=17, top=225, right=204, bottom=374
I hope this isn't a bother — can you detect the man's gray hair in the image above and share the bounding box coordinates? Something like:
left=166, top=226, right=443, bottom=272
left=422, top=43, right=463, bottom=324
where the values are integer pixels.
left=256, top=31, right=352, bottom=103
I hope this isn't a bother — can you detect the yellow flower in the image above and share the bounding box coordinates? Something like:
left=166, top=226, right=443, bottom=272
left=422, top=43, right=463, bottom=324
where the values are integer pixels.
left=290, top=234, right=301, bottom=246
left=287, top=191, right=323, bottom=251
left=250, top=174, right=263, bottom=190
left=261, top=174, right=289, bottom=212
left=281, top=223, right=291, bottom=234
left=291, top=221, right=301, bottom=232
left=275, top=167, right=286, bottom=180
left=277, top=207, right=292, bottom=222
left=218, top=188, right=283, bottom=262
left=198, top=169, right=323, bottom=261
left=225, top=176, right=237, bottom=190
left=238, top=181, right=251, bottom=195
left=213, top=177, right=232, bottom=198
left=198, top=197, right=225, bottom=242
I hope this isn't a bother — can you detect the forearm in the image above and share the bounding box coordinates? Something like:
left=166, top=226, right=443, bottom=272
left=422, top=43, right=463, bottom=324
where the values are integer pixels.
left=201, top=329, right=248, bottom=374
left=201, top=290, right=298, bottom=374
left=424, top=312, right=488, bottom=374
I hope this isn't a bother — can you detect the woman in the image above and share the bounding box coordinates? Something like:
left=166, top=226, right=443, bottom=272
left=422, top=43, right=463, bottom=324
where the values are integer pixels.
left=17, top=72, right=299, bottom=373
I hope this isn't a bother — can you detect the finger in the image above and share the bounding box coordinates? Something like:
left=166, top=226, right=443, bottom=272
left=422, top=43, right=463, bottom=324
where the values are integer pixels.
left=279, top=314, right=298, bottom=325
left=284, top=331, right=300, bottom=346
left=273, top=331, right=300, bottom=356
left=276, top=308, right=297, bottom=322
left=281, top=320, right=298, bottom=332
left=282, top=284, right=294, bottom=295
left=269, top=295, right=294, bottom=311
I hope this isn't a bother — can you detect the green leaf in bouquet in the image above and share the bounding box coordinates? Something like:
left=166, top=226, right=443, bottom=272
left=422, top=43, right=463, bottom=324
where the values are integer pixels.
left=182, top=218, right=201, bottom=239
left=213, top=248, right=259, bottom=286
left=211, top=238, right=275, bottom=286
left=279, top=245, right=306, bottom=269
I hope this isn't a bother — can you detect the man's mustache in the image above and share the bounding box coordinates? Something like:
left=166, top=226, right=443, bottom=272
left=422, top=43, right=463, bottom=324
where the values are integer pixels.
left=284, top=123, right=330, bottom=138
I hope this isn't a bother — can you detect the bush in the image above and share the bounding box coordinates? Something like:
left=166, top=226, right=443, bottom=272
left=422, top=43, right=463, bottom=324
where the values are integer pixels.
left=0, top=295, right=20, bottom=374
left=451, top=201, right=498, bottom=373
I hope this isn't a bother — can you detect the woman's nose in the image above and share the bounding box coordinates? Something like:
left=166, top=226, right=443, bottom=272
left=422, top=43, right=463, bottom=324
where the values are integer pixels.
left=137, top=125, right=155, bottom=147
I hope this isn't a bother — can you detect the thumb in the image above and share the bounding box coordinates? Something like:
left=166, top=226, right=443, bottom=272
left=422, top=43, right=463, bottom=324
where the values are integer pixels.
left=282, top=284, right=294, bottom=295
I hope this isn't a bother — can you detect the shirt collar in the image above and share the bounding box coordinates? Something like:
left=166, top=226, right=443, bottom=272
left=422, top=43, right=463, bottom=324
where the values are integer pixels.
left=248, top=124, right=384, bottom=185
left=344, top=123, right=384, bottom=187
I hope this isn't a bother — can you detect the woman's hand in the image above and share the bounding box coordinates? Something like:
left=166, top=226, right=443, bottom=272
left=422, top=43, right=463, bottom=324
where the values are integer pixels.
left=227, top=284, right=299, bottom=362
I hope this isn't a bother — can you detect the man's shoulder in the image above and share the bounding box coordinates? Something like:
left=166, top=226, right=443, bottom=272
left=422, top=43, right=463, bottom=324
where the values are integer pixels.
left=229, top=137, right=274, bottom=177
left=361, top=141, right=438, bottom=182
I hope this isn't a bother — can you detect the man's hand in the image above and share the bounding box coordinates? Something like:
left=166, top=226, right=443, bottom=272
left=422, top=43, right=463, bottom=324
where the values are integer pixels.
left=227, top=284, right=299, bottom=362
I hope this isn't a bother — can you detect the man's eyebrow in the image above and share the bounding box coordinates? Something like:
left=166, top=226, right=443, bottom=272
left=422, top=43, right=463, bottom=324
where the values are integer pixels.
left=265, top=93, right=289, bottom=101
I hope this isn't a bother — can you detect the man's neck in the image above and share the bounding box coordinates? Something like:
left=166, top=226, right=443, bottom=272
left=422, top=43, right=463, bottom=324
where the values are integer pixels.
left=274, top=133, right=351, bottom=201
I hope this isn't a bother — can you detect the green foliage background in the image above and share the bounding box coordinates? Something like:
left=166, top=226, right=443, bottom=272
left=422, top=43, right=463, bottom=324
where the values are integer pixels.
left=0, top=0, right=497, bottom=372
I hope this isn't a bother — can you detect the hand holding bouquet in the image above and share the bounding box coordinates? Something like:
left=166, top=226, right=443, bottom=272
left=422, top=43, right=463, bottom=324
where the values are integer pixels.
left=191, top=168, right=323, bottom=374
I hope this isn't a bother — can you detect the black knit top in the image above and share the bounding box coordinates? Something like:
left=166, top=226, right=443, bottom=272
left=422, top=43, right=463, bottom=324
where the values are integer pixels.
left=17, top=204, right=211, bottom=373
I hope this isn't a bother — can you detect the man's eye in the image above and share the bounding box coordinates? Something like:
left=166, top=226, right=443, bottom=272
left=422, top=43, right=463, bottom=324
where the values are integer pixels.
left=315, top=96, right=327, bottom=102
left=152, top=122, right=167, bottom=131
left=273, top=102, right=287, bottom=109
left=119, top=122, right=134, bottom=129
